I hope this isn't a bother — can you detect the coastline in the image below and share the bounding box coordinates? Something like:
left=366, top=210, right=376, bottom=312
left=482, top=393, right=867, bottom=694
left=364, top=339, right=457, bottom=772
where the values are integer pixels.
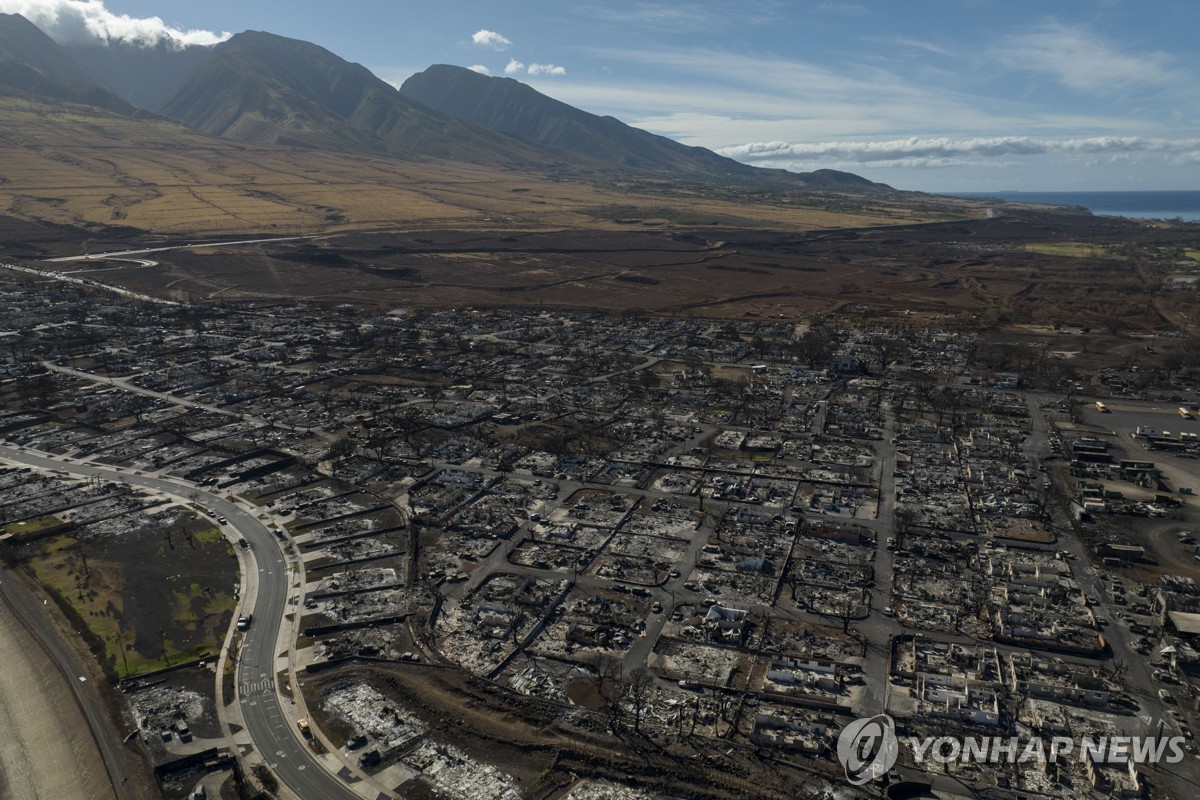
left=950, top=190, right=1200, bottom=222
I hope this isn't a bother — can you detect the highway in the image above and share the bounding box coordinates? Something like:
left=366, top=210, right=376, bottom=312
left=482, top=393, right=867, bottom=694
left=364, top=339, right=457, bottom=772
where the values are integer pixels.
left=0, top=445, right=361, bottom=800
left=1, top=235, right=313, bottom=308
left=0, top=260, right=181, bottom=306
left=42, top=236, right=312, bottom=263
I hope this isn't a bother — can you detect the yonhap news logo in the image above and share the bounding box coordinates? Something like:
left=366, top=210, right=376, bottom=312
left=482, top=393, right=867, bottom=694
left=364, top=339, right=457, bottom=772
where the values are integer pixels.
left=836, top=714, right=899, bottom=785
left=835, top=713, right=1187, bottom=786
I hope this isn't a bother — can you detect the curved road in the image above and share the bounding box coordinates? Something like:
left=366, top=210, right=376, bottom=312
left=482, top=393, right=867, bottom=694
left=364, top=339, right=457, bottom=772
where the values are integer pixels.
left=0, top=444, right=359, bottom=800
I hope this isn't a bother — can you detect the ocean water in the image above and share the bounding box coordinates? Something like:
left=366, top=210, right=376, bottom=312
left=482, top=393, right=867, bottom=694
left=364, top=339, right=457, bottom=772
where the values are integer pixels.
left=951, top=190, right=1200, bottom=222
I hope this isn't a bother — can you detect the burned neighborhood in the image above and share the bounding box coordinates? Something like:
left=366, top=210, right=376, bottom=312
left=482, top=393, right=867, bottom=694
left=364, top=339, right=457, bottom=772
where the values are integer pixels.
left=1, top=266, right=1200, bottom=800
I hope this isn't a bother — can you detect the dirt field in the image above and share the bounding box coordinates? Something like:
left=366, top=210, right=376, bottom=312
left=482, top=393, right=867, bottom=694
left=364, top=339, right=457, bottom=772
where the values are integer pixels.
left=48, top=210, right=1198, bottom=329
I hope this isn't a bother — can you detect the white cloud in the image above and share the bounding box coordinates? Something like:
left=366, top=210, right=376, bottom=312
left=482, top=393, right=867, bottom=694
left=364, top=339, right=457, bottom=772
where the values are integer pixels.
left=471, top=29, right=511, bottom=50
left=716, top=135, right=1200, bottom=167
left=468, top=64, right=490, bottom=76
left=583, top=45, right=985, bottom=127
left=0, top=0, right=230, bottom=46
left=883, top=36, right=954, bottom=57
left=526, top=62, right=566, bottom=77
left=993, top=23, right=1174, bottom=95
left=502, top=60, right=566, bottom=78
left=548, top=45, right=1181, bottom=152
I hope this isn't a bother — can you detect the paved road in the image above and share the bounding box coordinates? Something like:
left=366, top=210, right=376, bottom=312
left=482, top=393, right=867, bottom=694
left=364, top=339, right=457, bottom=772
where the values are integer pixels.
left=3, top=236, right=312, bottom=308
left=858, top=399, right=897, bottom=715
left=42, top=362, right=250, bottom=421
left=1029, top=396, right=1200, bottom=797
left=40, top=361, right=337, bottom=439
left=58, top=258, right=160, bottom=275
left=0, top=261, right=179, bottom=306
left=0, top=445, right=361, bottom=800
left=43, top=236, right=311, bottom=263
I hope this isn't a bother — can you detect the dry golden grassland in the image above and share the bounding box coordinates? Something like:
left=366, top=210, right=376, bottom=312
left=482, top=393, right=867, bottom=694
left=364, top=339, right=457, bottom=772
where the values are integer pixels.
left=0, top=97, right=979, bottom=237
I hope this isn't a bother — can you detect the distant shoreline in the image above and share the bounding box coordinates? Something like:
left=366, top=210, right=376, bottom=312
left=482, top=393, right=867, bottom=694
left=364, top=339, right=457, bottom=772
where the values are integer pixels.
left=948, top=190, right=1200, bottom=222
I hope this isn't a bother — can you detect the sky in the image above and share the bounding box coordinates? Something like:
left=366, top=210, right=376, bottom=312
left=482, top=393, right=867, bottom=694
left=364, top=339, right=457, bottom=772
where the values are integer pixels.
left=3, top=0, right=1199, bottom=192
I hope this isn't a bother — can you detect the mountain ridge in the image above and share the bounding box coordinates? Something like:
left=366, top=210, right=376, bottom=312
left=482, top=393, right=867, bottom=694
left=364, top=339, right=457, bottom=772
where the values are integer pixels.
left=0, top=13, right=157, bottom=118
left=399, top=64, right=888, bottom=190
left=158, top=30, right=579, bottom=167
left=0, top=12, right=92, bottom=83
left=64, top=39, right=215, bottom=111
left=400, top=63, right=760, bottom=178
left=0, top=13, right=890, bottom=194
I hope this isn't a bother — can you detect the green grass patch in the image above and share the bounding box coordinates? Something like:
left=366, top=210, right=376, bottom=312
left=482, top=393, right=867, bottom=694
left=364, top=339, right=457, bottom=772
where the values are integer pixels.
left=2, top=514, right=65, bottom=537
left=204, top=592, right=237, bottom=619
left=194, top=526, right=225, bottom=544
left=172, top=580, right=204, bottom=603
left=1023, top=242, right=1114, bottom=258
left=27, top=531, right=236, bottom=677
left=26, top=543, right=133, bottom=670
left=41, top=532, right=75, bottom=553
